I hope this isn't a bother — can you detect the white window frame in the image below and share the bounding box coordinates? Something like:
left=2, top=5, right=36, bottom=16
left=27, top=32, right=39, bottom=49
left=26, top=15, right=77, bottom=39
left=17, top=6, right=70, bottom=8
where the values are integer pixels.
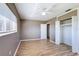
left=0, top=14, right=17, bottom=36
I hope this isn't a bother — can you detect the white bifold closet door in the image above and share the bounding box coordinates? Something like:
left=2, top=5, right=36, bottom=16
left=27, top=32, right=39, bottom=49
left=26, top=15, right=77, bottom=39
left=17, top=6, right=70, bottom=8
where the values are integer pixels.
left=62, top=25, right=72, bottom=46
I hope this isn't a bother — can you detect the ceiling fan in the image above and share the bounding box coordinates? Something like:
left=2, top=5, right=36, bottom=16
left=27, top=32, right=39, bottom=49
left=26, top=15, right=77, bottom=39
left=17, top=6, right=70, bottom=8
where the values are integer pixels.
left=41, top=4, right=57, bottom=15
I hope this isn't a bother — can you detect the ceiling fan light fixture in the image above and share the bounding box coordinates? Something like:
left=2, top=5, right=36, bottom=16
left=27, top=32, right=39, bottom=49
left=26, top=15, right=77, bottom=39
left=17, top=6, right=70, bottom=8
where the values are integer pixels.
left=42, top=12, right=46, bottom=15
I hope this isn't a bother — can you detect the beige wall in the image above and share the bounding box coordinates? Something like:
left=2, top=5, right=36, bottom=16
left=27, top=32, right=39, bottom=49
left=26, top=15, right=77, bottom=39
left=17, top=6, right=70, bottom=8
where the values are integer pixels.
left=46, top=17, right=56, bottom=41
left=21, top=20, right=46, bottom=40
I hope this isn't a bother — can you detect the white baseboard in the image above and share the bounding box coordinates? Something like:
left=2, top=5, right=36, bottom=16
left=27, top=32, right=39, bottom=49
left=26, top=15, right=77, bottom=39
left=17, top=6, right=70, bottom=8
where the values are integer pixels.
left=14, top=41, right=21, bottom=56
left=20, top=38, right=42, bottom=41
left=50, top=40, right=55, bottom=43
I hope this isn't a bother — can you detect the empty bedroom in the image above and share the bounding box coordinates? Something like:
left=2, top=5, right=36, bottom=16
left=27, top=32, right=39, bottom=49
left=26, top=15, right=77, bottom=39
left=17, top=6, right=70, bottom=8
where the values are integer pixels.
left=0, top=3, right=79, bottom=56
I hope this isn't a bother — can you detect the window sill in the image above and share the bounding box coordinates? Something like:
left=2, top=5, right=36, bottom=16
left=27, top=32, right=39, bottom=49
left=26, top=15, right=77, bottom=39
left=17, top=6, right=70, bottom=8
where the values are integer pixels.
left=0, top=31, right=17, bottom=37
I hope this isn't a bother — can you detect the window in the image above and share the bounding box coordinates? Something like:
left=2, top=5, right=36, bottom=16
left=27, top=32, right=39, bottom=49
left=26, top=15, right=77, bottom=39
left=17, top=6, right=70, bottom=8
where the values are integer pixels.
left=0, top=14, right=17, bottom=34
left=0, top=15, right=6, bottom=33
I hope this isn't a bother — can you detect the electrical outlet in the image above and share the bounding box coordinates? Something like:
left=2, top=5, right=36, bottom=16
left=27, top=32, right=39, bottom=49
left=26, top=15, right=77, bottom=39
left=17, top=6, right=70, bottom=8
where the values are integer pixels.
left=9, top=50, right=12, bottom=56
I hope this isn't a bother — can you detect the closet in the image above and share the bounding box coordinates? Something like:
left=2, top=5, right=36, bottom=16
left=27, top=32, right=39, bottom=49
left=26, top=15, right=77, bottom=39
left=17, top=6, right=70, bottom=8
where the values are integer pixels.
left=55, top=16, right=78, bottom=53
left=55, top=9, right=79, bottom=53
left=60, top=18, right=72, bottom=46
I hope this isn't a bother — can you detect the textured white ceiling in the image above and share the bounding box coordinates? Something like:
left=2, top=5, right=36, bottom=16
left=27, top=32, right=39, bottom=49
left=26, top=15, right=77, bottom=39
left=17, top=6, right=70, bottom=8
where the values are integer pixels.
left=15, top=3, right=79, bottom=21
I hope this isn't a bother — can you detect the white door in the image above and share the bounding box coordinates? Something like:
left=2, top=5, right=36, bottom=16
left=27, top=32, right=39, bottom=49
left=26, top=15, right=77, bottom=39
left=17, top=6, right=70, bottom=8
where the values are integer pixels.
left=62, top=25, right=72, bottom=46
left=41, top=24, right=47, bottom=39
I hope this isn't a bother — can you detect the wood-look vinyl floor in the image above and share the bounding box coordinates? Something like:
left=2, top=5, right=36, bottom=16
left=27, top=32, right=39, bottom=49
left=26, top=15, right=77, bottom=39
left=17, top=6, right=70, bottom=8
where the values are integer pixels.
left=16, top=40, right=78, bottom=56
